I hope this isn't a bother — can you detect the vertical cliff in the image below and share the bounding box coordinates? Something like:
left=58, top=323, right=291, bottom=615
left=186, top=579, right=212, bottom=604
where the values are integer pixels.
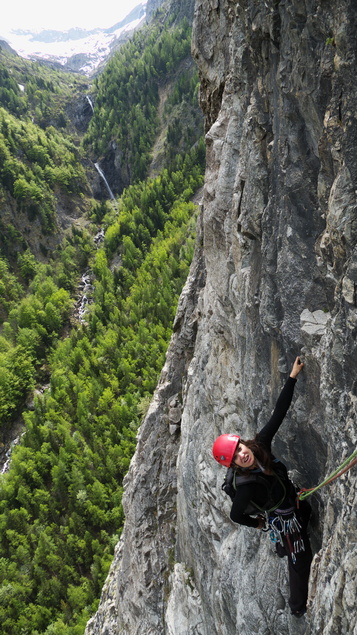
left=86, top=1, right=356, bottom=633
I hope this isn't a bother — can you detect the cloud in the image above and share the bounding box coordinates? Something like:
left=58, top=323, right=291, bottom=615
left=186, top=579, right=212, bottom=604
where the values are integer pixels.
left=1, top=0, right=144, bottom=33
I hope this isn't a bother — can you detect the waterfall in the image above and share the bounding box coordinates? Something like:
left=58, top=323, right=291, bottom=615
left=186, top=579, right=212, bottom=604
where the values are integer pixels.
left=94, top=162, right=115, bottom=200
left=86, top=95, right=94, bottom=113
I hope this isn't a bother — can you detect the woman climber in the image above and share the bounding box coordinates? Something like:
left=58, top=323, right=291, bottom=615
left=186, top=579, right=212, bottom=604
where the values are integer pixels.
left=212, top=357, right=312, bottom=618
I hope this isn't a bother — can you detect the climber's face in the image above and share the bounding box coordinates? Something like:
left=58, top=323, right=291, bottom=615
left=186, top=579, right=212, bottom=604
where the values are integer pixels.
left=232, top=443, right=255, bottom=468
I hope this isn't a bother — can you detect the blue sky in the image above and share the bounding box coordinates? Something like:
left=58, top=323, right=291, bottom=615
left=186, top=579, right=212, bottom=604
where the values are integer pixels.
left=1, top=0, right=145, bottom=33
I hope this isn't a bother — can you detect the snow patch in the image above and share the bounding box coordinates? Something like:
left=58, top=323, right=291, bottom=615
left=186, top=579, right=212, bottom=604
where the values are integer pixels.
left=0, top=3, right=147, bottom=75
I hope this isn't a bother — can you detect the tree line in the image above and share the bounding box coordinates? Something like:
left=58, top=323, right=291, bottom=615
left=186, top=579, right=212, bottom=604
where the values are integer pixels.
left=0, top=11, right=205, bottom=632
left=0, top=142, right=205, bottom=633
left=84, top=18, right=200, bottom=184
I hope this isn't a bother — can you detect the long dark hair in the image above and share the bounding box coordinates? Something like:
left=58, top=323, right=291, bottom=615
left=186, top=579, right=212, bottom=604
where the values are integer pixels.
left=231, top=438, right=274, bottom=475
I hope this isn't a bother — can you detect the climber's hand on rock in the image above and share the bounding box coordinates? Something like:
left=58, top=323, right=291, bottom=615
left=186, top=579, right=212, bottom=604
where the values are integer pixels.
left=290, top=356, right=304, bottom=379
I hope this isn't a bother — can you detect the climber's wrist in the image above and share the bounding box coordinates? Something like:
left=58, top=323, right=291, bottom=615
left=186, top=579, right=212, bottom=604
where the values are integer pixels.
left=256, top=517, right=265, bottom=530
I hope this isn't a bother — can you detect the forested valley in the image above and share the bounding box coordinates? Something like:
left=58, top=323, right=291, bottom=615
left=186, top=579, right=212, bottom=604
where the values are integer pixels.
left=0, top=7, right=204, bottom=634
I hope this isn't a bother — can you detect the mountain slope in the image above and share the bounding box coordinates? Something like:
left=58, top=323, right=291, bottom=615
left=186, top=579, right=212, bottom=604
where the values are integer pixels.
left=0, top=2, right=205, bottom=633
left=85, top=0, right=357, bottom=633
left=0, top=47, right=91, bottom=265
left=84, top=16, right=202, bottom=196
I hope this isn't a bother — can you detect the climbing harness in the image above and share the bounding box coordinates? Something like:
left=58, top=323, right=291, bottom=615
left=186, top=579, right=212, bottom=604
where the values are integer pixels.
left=267, top=507, right=305, bottom=564
left=297, top=449, right=357, bottom=501
left=265, top=506, right=305, bottom=564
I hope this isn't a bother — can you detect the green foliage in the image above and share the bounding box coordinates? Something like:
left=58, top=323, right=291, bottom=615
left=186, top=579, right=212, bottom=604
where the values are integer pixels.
left=0, top=108, right=87, bottom=232
left=0, top=258, right=24, bottom=317
left=84, top=18, right=194, bottom=185
left=0, top=218, right=27, bottom=265
left=0, top=12, right=206, bottom=633
left=0, top=67, right=25, bottom=116
left=0, top=47, right=89, bottom=129
left=52, top=226, right=96, bottom=292
left=17, top=249, right=39, bottom=284
left=163, top=67, right=203, bottom=162
left=0, top=145, right=203, bottom=631
left=0, top=345, right=36, bottom=426
left=0, top=272, right=73, bottom=431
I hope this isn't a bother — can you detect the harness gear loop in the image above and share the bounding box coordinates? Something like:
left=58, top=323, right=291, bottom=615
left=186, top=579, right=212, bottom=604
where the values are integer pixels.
left=267, top=506, right=305, bottom=564
left=297, top=449, right=357, bottom=501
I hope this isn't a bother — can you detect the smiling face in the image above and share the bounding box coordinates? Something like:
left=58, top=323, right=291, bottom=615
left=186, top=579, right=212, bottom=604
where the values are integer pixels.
left=232, top=442, right=255, bottom=469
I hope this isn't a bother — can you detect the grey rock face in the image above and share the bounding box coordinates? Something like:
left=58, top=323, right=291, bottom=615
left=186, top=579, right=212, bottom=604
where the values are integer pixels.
left=86, top=0, right=357, bottom=633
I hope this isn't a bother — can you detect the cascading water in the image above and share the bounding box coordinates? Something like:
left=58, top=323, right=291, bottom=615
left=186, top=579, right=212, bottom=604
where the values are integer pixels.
left=94, top=228, right=105, bottom=247
left=94, top=162, right=115, bottom=200
left=86, top=95, right=94, bottom=113
left=75, top=229, right=105, bottom=323
left=0, top=384, right=48, bottom=474
left=77, top=270, right=95, bottom=323
left=1, top=435, right=22, bottom=474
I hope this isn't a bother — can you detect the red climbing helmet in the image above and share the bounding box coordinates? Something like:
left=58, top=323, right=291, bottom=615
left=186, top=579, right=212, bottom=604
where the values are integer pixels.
left=212, top=434, right=240, bottom=467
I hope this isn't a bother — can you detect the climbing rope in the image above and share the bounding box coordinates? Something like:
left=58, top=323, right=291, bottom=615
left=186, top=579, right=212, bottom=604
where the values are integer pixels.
left=297, top=448, right=357, bottom=501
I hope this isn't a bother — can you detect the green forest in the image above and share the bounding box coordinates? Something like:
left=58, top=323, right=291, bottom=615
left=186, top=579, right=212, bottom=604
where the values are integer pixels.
left=84, top=17, right=201, bottom=185
left=0, top=8, right=204, bottom=635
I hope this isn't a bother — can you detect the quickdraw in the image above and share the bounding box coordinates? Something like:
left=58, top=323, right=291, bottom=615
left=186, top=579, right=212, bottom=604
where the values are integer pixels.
left=266, top=507, right=305, bottom=564
left=297, top=449, right=357, bottom=501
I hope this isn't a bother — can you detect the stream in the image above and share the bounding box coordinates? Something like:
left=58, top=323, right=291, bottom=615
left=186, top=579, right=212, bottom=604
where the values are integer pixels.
left=0, top=226, right=107, bottom=474
left=1, top=146, right=116, bottom=473
left=1, top=435, right=22, bottom=474
left=74, top=228, right=105, bottom=323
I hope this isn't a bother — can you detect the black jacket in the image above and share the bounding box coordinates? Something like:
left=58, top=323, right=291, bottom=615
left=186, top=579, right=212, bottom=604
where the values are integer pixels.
left=230, top=377, right=297, bottom=528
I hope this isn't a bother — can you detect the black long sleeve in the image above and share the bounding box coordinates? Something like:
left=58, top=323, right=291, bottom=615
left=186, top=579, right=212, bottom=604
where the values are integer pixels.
left=256, top=376, right=297, bottom=452
left=230, top=482, right=262, bottom=527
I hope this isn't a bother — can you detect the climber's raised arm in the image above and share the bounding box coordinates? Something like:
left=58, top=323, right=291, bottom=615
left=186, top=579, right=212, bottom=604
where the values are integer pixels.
left=257, top=357, right=304, bottom=450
